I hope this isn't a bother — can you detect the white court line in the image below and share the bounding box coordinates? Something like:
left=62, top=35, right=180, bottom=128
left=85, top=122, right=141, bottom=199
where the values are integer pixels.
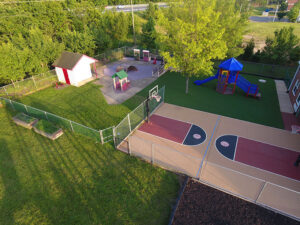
left=213, top=134, right=300, bottom=183
left=181, top=124, right=192, bottom=145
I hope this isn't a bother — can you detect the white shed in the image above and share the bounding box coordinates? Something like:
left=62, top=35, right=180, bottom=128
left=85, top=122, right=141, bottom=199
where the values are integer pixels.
left=53, top=52, right=98, bottom=87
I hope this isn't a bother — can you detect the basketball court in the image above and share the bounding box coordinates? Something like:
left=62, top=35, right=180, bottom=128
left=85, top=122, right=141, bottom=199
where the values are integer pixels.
left=126, top=103, right=300, bottom=219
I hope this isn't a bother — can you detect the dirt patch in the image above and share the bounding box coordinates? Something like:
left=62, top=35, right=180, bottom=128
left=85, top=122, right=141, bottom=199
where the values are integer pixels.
left=172, top=179, right=299, bottom=225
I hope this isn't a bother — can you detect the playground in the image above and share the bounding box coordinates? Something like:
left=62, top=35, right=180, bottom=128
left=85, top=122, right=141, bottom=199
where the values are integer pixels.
left=95, top=56, right=164, bottom=104
left=127, top=103, right=300, bottom=219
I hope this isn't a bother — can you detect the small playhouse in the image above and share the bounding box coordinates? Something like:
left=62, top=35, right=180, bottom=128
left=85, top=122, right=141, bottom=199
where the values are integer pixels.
left=53, top=52, right=98, bottom=87
left=112, top=70, right=130, bottom=92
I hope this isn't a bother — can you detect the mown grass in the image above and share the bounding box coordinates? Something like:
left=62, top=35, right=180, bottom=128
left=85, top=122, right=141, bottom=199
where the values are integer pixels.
left=34, top=119, right=60, bottom=134
left=245, top=21, right=300, bottom=43
left=0, top=65, right=284, bottom=224
left=14, top=112, right=36, bottom=124
left=0, top=81, right=179, bottom=225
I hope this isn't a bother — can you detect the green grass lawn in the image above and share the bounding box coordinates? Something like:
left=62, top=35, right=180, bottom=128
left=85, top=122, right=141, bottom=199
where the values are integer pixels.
left=137, top=72, right=284, bottom=129
left=245, top=21, right=300, bottom=43
left=0, top=82, right=179, bottom=225
left=34, top=119, right=60, bottom=134
left=0, top=68, right=284, bottom=224
left=14, top=112, right=36, bottom=124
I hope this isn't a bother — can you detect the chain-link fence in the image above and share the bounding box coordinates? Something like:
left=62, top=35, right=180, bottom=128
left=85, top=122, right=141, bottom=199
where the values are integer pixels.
left=1, top=97, right=110, bottom=143
left=214, top=60, right=297, bottom=80
left=114, top=86, right=165, bottom=147
left=94, top=47, right=127, bottom=66
left=0, top=70, right=57, bottom=98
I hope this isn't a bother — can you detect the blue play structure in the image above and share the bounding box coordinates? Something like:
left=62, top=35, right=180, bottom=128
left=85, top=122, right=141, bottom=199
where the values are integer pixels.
left=194, top=58, right=261, bottom=98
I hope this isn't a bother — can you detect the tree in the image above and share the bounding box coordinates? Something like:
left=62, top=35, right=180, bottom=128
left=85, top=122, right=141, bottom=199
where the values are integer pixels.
left=145, top=2, right=159, bottom=20
left=288, top=1, right=300, bottom=22
left=261, top=27, right=300, bottom=64
left=61, top=30, right=96, bottom=56
left=277, top=11, right=286, bottom=20
left=0, top=43, right=32, bottom=83
left=141, top=16, right=157, bottom=50
left=279, top=1, right=288, bottom=11
left=242, top=38, right=255, bottom=60
left=215, top=0, right=247, bottom=58
left=158, top=0, right=227, bottom=94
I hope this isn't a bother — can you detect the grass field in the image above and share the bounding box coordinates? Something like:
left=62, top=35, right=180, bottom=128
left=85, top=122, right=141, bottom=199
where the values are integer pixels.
left=0, top=67, right=284, bottom=224
left=137, top=72, right=284, bottom=129
left=244, top=21, right=300, bottom=43
left=0, top=82, right=179, bottom=225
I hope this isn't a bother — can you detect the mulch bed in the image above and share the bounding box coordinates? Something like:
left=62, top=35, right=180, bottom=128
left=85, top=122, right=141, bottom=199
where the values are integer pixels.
left=172, top=179, right=299, bottom=225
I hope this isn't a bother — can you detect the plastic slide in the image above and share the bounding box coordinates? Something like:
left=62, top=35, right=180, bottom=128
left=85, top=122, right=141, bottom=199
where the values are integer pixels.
left=194, top=73, right=218, bottom=85
left=235, top=75, right=259, bottom=96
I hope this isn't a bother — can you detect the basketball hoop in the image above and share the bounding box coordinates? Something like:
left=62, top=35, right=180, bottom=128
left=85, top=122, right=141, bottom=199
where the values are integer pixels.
left=151, top=93, right=161, bottom=102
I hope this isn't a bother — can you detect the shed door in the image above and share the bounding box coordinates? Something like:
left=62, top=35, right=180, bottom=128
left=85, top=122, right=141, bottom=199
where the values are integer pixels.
left=62, top=68, right=70, bottom=85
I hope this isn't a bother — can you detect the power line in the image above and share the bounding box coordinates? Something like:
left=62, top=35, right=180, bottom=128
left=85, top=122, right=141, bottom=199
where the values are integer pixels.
left=0, top=0, right=65, bottom=4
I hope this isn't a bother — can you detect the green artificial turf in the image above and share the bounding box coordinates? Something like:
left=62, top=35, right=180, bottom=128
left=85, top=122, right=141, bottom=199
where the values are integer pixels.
left=34, top=119, right=60, bottom=134
left=0, top=82, right=179, bottom=225
left=14, top=113, right=36, bottom=124
left=135, top=72, right=284, bottom=129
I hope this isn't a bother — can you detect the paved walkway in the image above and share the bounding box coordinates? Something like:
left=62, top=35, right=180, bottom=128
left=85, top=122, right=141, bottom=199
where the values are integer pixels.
left=275, top=80, right=293, bottom=113
left=94, top=58, right=160, bottom=104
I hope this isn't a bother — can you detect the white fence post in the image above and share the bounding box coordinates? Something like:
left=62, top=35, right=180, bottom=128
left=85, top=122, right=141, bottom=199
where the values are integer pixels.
left=9, top=99, right=15, bottom=110
left=3, top=87, right=8, bottom=96
left=100, top=129, right=104, bottom=144
left=113, top=126, right=116, bottom=147
left=44, top=112, right=48, bottom=121
left=24, top=105, right=28, bottom=113
left=69, top=120, right=74, bottom=132
left=32, top=76, right=37, bottom=89
left=127, top=114, right=132, bottom=132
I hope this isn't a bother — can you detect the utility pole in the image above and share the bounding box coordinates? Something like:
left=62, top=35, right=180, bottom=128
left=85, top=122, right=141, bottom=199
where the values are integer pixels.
left=130, top=0, right=136, bottom=46
left=273, top=4, right=279, bottom=22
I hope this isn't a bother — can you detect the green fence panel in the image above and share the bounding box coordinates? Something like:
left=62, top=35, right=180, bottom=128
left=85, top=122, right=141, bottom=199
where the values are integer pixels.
left=12, top=101, right=28, bottom=114
left=27, top=106, right=48, bottom=120
left=129, top=102, right=145, bottom=131
left=46, top=113, right=72, bottom=130
left=114, top=117, right=130, bottom=146
left=71, top=121, right=100, bottom=142
left=102, top=127, right=114, bottom=143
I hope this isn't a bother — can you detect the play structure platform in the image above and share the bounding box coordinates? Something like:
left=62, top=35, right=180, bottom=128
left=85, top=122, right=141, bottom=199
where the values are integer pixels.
left=194, top=58, right=261, bottom=98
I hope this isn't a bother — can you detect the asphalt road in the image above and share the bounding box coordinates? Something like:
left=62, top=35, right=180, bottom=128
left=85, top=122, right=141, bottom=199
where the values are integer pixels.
left=105, top=4, right=168, bottom=12
left=249, top=16, right=290, bottom=23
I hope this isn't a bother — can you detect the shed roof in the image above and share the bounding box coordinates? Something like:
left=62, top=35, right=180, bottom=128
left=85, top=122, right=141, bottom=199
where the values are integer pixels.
left=112, top=70, right=128, bottom=79
left=219, top=57, right=243, bottom=71
left=53, top=52, right=84, bottom=70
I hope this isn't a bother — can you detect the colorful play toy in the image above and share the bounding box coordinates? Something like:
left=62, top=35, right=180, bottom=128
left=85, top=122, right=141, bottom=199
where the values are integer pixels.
left=194, top=58, right=261, bottom=98
left=112, top=70, right=130, bottom=92
left=143, top=50, right=151, bottom=62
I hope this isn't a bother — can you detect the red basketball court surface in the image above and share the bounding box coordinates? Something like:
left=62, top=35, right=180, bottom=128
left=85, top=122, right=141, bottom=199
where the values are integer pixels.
left=128, top=103, right=300, bottom=219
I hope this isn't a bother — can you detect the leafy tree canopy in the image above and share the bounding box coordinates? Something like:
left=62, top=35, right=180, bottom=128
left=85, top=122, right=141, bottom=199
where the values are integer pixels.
left=158, top=0, right=227, bottom=93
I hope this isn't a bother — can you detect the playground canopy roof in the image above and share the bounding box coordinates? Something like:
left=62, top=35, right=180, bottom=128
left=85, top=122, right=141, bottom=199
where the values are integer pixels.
left=219, top=58, right=243, bottom=71
left=112, top=70, right=128, bottom=79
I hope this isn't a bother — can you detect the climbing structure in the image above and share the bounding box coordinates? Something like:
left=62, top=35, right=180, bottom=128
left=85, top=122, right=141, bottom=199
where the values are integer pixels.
left=194, top=58, right=261, bottom=98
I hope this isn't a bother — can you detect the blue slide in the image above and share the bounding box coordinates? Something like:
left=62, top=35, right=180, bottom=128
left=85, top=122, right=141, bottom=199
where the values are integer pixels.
left=235, top=75, right=259, bottom=96
left=194, top=73, right=218, bottom=85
